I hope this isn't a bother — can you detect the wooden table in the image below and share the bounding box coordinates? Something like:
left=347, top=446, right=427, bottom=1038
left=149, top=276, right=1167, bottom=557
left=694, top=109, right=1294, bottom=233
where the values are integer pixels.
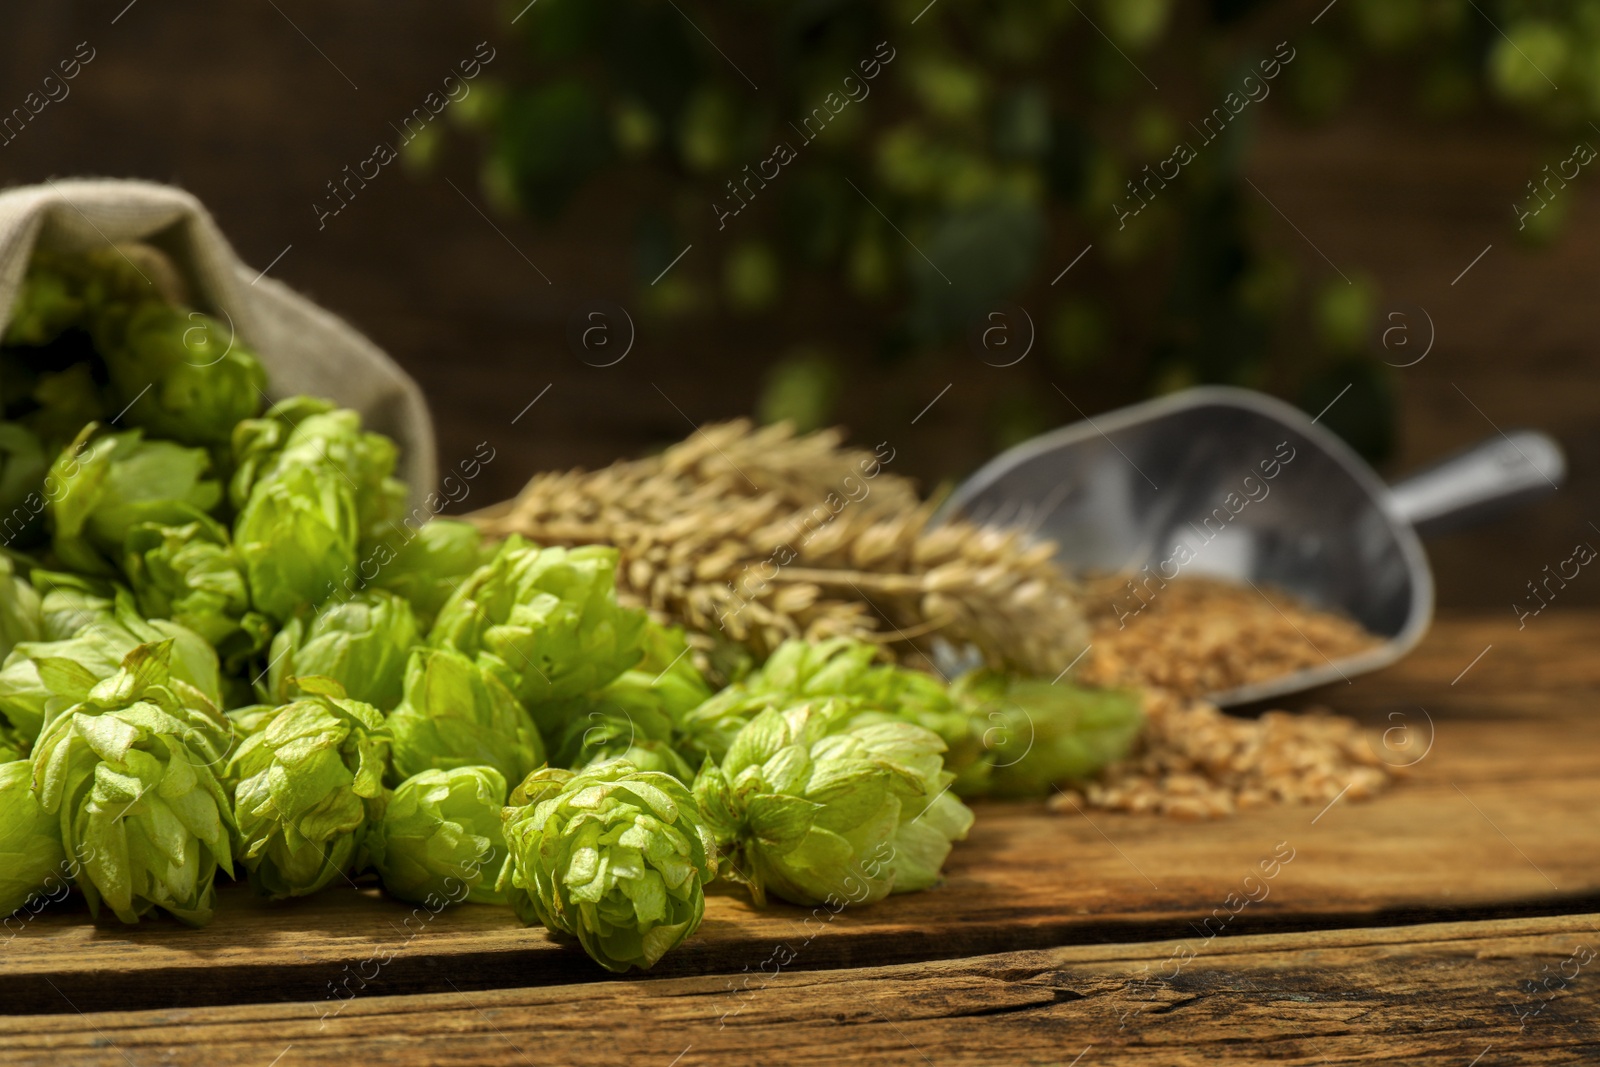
left=4, top=611, right=1598, bottom=1064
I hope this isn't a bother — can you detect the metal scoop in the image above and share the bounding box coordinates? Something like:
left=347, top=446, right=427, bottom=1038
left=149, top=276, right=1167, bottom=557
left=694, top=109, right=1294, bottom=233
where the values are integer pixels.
left=938, top=386, right=1566, bottom=706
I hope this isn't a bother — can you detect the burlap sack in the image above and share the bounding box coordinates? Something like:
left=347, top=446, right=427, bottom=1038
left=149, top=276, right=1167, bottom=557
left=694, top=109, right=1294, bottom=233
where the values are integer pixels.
left=0, top=178, right=436, bottom=498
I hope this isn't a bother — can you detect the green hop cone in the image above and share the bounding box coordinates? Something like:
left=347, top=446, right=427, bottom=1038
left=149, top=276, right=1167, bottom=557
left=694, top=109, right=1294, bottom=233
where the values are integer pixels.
left=371, top=766, right=509, bottom=906
left=233, top=464, right=360, bottom=621
left=626, top=618, right=713, bottom=720
left=0, top=758, right=68, bottom=916
left=858, top=668, right=982, bottom=776
left=499, top=760, right=717, bottom=972
left=431, top=536, right=647, bottom=707
left=387, top=647, right=546, bottom=787
left=275, top=400, right=407, bottom=536
left=100, top=302, right=267, bottom=448
left=124, top=516, right=272, bottom=670
left=745, top=636, right=881, bottom=694
left=266, top=590, right=419, bottom=711
left=678, top=638, right=975, bottom=771
left=30, top=642, right=237, bottom=925
left=230, top=397, right=406, bottom=541
left=0, top=588, right=222, bottom=746
left=946, top=672, right=1143, bottom=798
left=0, top=554, right=43, bottom=663
left=47, top=426, right=222, bottom=575
left=224, top=702, right=278, bottom=740
left=227, top=396, right=330, bottom=505
left=228, top=678, right=389, bottom=899
left=673, top=684, right=785, bottom=769
left=693, top=702, right=973, bottom=908
left=368, top=518, right=491, bottom=630
left=31, top=569, right=116, bottom=641
left=543, top=620, right=707, bottom=782
left=550, top=700, right=694, bottom=783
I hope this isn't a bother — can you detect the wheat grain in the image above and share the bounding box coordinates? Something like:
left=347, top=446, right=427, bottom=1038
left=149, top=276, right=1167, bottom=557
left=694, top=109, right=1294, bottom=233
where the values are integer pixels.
left=1054, top=578, right=1395, bottom=819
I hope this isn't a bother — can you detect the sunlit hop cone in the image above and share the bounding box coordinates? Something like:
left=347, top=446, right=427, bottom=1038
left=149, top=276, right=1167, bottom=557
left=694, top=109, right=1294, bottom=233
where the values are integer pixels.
left=230, top=397, right=410, bottom=624
left=677, top=637, right=974, bottom=769
left=676, top=636, right=1140, bottom=800
left=47, top=427, right=221, bottom=576
left=227, top=677, right=388, bottom=899
left=499, top=760, right=717, bottom=972
left=33, top=569, right=114, bottom=641
left=431, top=535, right=647, bottom=707
left=371, top=766, right=510, bottom=907
left=30, top=642, right=236, bottom=925
left=266, top=590, right=419, bottom=711
left=693, top=702, right=973, bottom=908
left=365, top=518, right=491, bottom=631
left=549, top=700, right=693, bottom=784
left=386, top=647, right=545, bottom=787
left=124, top=515, right=272, bottom=671
left=946, top=671, right=1143, bottom=798
left=230, top=397, right=406, bottom=543
left=535, top=618, right=707, bottom=782
left=232, top=464, right=360, bottom=623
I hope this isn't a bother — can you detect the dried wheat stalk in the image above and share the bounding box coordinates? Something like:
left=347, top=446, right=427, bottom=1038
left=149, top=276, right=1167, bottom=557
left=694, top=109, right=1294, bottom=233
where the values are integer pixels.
left=469, top=420, right=1089, bottom=676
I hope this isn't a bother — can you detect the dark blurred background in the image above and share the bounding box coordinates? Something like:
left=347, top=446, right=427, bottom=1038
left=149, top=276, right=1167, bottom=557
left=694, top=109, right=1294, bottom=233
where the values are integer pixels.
left=2, top=0, right=1596, bottom=610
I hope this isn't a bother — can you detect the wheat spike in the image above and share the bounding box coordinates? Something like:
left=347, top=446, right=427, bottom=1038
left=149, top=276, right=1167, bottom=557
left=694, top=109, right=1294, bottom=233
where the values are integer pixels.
left=470, top=420, right=1089, bottom=676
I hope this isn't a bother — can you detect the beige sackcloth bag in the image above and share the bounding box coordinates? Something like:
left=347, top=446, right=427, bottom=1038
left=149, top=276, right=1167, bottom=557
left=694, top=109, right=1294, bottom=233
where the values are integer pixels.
left=0, top=178, right=437, bottom=498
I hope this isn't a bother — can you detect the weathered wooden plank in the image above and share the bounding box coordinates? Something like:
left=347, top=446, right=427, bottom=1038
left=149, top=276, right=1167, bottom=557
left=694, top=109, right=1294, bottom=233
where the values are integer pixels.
left=2, top=613, right=1595, bottom=1015
left=5, top=914, right=1598, bottom=1065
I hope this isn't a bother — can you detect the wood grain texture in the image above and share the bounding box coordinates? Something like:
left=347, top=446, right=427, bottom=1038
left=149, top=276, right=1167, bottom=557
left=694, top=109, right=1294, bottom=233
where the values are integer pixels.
left=3, top=613, right=1597, bottom=1017
left=4, top=914, right=1598, bottom=1064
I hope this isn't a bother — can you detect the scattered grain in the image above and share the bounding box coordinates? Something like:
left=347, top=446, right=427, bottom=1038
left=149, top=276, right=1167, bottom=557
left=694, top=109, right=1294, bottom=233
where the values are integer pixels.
left=1051, top=680, right=1396, bottom=820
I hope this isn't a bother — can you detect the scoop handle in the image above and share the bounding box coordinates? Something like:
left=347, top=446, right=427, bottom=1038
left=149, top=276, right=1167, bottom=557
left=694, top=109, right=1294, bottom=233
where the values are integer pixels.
left=1387, top=431, right=1565, bottom=537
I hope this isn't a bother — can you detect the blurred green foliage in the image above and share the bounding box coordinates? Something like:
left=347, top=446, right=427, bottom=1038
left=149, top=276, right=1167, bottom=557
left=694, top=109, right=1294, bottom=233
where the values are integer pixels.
left=434, top=0, right=1600, bottom=463
left=757, top=350, right=839, bottom=432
